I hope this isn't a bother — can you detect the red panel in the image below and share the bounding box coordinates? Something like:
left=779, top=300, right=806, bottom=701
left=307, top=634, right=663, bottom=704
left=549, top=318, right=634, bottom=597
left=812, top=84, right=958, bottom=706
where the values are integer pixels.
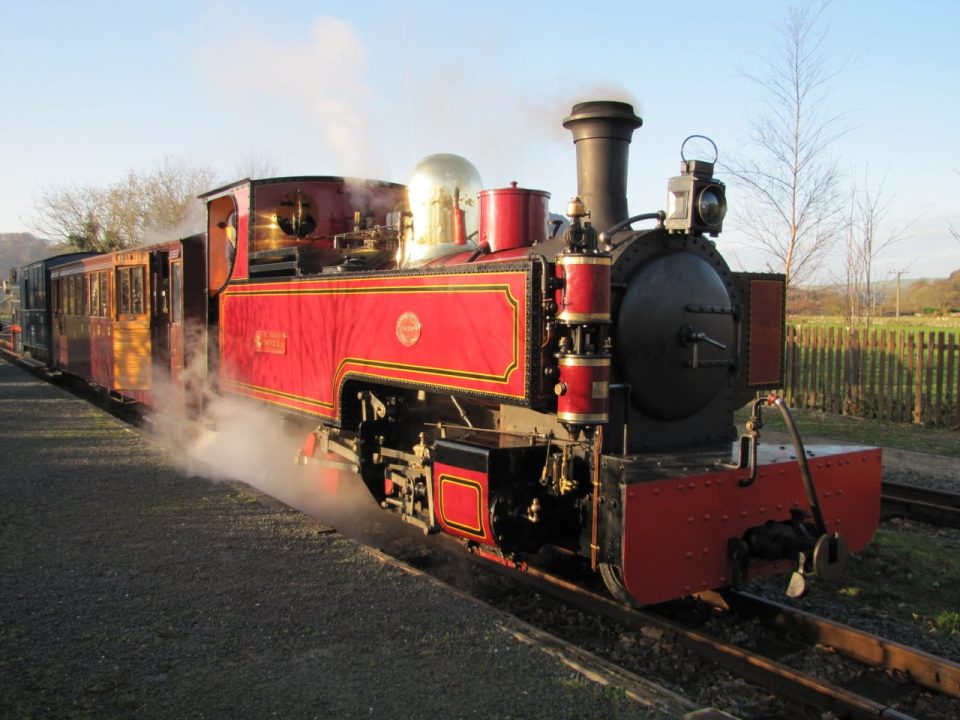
left=621, top=445, right=882, bottom=605
left=748, top=279, right=784, bottom=386
left=433, top=462, right=492, bottom=544
left=218, top=269, right=529, bottom=418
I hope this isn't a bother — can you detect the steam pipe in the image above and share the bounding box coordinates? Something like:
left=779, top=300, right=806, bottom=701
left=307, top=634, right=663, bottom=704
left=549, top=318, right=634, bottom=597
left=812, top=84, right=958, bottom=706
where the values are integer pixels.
left=599, top=211, right=666, bottom=249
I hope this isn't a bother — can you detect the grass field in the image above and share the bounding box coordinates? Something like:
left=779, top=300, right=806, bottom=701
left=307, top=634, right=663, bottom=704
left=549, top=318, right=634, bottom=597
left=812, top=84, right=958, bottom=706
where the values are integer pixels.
left=734, top=405, right=960, bottom=457
left=789, top=315, right=960, bottom=333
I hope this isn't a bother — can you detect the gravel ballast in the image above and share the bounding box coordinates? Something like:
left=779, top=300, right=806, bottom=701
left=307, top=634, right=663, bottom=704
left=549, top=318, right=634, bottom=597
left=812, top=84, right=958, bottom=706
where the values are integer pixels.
left=0, top=359, right=680, bottom=720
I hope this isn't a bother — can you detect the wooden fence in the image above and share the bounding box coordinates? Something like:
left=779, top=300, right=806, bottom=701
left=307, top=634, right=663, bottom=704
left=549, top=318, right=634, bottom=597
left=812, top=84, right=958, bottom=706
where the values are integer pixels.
left=782, top=325, right=960, bottom=428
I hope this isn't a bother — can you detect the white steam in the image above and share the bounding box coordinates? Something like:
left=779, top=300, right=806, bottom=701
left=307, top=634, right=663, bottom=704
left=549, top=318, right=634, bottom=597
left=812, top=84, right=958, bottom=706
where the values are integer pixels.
left=145, top=328, right=377, bottom=521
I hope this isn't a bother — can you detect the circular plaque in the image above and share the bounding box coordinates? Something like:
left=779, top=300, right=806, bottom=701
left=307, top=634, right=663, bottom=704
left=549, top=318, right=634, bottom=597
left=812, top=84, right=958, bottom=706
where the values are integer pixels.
left=396, top=312, right=421, bottom=347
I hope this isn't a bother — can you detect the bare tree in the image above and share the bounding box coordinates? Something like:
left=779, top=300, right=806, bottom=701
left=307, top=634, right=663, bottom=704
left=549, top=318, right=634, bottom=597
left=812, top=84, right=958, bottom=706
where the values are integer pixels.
left=952, top=169, right=960, bottom=244
left=725, top=1, right=848, bottom=290
left=232, top=152, right=280, bottom=181
left=32, top=157, right=217, bottom=251
left=843, top=168, right=909, bottom=324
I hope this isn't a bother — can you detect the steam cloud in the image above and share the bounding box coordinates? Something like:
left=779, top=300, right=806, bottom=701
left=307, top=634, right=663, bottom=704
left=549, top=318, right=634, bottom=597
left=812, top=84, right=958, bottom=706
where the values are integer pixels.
left=146, top=324, right=377, bottom=522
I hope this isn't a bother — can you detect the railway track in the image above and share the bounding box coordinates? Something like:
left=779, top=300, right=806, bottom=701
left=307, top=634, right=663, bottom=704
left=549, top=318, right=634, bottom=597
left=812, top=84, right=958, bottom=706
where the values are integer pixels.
left=473, top=559, right=960, bottom=719
left=882, top=481, right=960, bottom=528
left=9, top=355, right=958, bottom=717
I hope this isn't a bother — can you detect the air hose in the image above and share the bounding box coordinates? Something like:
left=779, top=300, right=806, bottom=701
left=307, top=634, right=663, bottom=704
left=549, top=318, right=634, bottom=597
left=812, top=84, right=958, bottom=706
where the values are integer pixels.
left=770, top=396, right=828, bottom=536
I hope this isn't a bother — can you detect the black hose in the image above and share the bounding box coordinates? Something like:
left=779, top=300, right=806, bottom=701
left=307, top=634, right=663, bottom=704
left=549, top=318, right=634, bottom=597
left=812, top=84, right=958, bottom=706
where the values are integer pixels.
left=772, top=397, right=828, bottom=536
left=599, top=211, right=666, bottom=249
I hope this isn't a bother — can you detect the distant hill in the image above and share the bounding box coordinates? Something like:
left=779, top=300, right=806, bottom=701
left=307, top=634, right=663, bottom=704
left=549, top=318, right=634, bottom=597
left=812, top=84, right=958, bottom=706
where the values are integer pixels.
left=0, top=233, right=58, bottom=283
left=790, top=269, right=960, bottom=316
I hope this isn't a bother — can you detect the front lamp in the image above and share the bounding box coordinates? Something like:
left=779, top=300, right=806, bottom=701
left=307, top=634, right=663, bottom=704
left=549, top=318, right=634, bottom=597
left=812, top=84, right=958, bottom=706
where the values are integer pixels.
left=664, top=135, right=726, bottom=237
left=697, top=184, right=726, bottom=229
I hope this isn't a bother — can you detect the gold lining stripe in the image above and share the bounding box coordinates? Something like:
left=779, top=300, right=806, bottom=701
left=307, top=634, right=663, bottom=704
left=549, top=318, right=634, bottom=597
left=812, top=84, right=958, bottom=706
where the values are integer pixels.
left=558, top=412, right=609, bottom=423
left=222, top=379, right=334, bottom=408
left=558, top=356, right=611, bottom=368
left=438, top=474, right=486, bottom=536
left=555, top=255, right=611, bottom=266
left=556, top=312, right=611, bottom=323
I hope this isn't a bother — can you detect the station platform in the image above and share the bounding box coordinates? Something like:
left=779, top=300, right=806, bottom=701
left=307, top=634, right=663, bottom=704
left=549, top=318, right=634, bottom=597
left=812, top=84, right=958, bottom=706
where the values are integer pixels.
left=0, top=358, right=715, bottom=719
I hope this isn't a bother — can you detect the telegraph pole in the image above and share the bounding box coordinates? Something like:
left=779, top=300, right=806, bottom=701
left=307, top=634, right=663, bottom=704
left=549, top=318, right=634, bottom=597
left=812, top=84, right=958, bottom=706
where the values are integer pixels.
left=893, top=268, right=908, bottom=319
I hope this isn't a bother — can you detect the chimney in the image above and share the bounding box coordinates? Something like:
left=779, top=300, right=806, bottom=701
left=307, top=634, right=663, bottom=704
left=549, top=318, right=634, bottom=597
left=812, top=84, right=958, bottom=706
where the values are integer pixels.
left=562, top=101, right=642, bottom=236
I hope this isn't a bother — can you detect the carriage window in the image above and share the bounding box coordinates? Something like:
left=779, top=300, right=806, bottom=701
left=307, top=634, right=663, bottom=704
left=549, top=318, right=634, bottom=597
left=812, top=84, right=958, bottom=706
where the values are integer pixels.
left=117, top=266, right=146, bottom=316
left=171, top=262, right=183, bottom=323
left=131, top=267, right=144, bottom=314
left=118, top=269, right=131, bottom=315
left=29, top=266, right=42, bottom=309
left=98, top=272, right=108, bottom=316
left=90, top=274, right=100, bottom=317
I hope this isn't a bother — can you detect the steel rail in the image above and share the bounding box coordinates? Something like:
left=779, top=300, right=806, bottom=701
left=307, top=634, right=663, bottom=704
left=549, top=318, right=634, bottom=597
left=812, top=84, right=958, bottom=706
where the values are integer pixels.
left=698, top=589, right=960, bottom=700
left=881, top=481, right=960, bottom=528
left=505, top=565, right=921, bottom=720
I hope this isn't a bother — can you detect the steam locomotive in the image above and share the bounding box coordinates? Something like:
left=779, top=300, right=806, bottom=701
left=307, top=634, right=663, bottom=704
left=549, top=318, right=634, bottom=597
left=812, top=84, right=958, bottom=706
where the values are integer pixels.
left=5, top=101, right=881, bottom=605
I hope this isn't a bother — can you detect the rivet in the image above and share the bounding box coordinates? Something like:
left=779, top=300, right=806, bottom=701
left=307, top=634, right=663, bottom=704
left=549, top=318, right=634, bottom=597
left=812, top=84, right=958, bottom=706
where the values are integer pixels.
left=687, top=516, right=694, bottom=524
left=685, top=552, right=693, bottom=559
left=703, top=514, right=711, bottom=521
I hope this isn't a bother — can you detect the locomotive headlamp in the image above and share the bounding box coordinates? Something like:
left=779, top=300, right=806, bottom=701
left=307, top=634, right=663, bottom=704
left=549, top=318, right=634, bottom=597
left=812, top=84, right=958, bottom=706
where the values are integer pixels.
left=665, top=135, right=726, bottom=237
left=697, top=184, right=726, bottom=228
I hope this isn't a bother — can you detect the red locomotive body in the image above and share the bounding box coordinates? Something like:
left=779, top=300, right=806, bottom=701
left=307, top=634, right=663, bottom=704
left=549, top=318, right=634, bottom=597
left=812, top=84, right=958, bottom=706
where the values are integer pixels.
left=217, top=267, right=533, bottom=419
left=11, top=100, right=882, bottom=606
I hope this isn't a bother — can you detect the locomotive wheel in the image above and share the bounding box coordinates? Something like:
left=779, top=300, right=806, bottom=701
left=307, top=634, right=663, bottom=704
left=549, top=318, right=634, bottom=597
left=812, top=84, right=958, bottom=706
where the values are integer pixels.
left=598, top=563, right=642, bottom=607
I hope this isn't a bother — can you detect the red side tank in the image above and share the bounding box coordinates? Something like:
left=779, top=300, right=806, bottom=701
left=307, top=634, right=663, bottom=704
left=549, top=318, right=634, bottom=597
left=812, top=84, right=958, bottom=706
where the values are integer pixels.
left=478, top=183, right=550, bottom=252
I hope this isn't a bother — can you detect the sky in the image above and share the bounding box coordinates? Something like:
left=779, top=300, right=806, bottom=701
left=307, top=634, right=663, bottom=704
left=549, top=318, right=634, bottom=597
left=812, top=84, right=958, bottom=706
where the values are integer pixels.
left=1, top=0, right=958, bottom=282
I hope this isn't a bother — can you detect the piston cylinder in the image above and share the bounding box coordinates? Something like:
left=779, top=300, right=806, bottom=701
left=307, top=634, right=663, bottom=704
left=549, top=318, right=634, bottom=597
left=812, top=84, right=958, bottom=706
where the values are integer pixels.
left=555, top=254, right=611, bottom=323
left=555, top=354, right=611, bottom=425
